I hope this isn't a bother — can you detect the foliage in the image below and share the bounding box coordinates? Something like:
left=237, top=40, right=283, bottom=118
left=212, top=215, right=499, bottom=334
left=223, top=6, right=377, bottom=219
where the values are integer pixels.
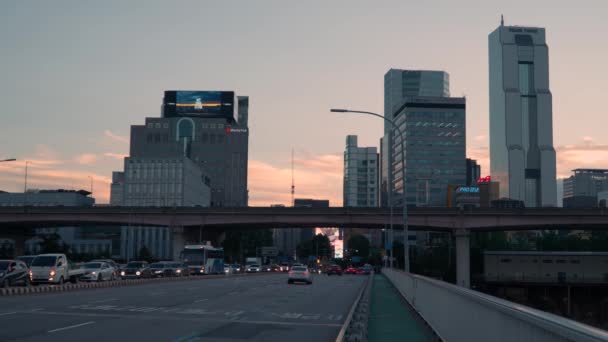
left=297, top=234, right=331, bottom=259
left=222, top=229, right=274, bottom=262
left=38, top=232, right=70, bottom=254
left=347, top=235, right=370, bottom=257
left=0, top=242, right=15, bottom=258
left=137, top=246, right=153, bottom=262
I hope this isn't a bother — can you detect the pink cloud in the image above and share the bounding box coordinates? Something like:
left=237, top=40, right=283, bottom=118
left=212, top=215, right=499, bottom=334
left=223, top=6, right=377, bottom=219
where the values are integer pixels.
left=104, top=152, right=128, bottom=160
left=248, top=154, right=343, bottom=207
left=74, top=153, right=97, bottom=165
left=104, top=130, right=129, bottom=144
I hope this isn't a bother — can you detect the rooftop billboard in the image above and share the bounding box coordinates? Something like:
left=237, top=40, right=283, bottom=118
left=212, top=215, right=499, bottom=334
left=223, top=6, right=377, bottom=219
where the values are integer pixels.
left=163, top=91, right=235, bottom=119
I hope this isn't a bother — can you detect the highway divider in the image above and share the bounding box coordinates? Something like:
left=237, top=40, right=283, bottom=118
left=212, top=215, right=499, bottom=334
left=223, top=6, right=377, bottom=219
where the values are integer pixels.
left=0, top=272, right=274, bottom=297
left=336, top=274, right=373, bottom=342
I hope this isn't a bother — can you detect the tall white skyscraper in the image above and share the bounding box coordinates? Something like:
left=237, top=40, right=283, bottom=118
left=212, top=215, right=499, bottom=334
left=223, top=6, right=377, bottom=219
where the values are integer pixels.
left=489, top=21, right=557, bottom=207
left=344, top=135, right=378, bottom=207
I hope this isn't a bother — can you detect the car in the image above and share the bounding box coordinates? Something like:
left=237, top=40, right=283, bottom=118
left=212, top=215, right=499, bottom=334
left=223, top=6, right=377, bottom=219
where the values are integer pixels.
left=120, top=261, right=151, bottom=279
left=246, top=264, right=261, bottom=273
left=0, top=260, right=30, bottom=287
left=288, top=266, right=312, bottom=285
left=261, top=265, right=272, bottom=272
left=90, top=259, right=120, bottom=277
left=80, top=262, right=115, bottom=282
left=224, top=263, right=231, bottom=274
left=326, top=264, right=343, bottom=276
left=344, top=267, right=359, bottom=275
left=270, top=264, right=281, bottom=272
left=355, top=267, right=366, bottom=275
left=16, top=255, right=37, bottom=268
left=168, top=262, right=189, bottom=277
left=150, top=262, right=173, bottom=277
left=279, top=262, right=290, bottom=272
left=360, top=264, right=373, bottom=275
left=231, top=264, right=242, bottom=273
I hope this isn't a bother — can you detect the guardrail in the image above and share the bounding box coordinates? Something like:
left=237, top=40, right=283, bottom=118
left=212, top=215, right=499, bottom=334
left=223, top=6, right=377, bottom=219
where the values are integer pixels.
left=383, top=269, right=608, bottom=342
left=0, top=272, right=273, bottom=297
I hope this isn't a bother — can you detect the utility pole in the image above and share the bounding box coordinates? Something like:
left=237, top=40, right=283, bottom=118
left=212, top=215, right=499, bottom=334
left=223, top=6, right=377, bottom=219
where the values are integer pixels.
left=291, top=148, right=295, bottom=207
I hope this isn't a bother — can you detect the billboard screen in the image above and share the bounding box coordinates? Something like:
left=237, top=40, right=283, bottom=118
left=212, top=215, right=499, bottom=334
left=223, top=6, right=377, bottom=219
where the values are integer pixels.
left=163, top=91, right=235, bottom=119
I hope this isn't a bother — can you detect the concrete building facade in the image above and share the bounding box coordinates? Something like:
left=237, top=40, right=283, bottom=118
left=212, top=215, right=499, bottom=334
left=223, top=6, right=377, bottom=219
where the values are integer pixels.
left=489, top=22, right=557, bottom=207
left=563, top=169, right=608, bottom=208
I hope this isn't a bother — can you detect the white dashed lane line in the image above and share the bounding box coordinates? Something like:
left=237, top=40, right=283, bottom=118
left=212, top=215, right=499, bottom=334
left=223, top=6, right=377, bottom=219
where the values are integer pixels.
left=0, top=312, right=17, bottom=316
left=47, top=321, right=95, bottom=333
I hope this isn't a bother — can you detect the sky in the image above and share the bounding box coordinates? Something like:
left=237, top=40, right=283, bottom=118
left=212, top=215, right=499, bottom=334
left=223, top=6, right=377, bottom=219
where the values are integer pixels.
left=1, top=0, right=607, bottom=206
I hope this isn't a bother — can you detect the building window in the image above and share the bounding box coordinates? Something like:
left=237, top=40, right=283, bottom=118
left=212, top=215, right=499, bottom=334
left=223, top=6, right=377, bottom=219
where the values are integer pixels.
left=163, top=123, right=169, bottom=129
left=147, top=123, right=153, bottom=128
left=155, top=123, right=161, bottom=129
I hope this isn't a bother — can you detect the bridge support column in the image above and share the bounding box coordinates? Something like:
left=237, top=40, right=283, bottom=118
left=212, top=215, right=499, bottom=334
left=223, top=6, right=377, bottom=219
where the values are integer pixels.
left=171, top=226, right=186, bottom=261
left=454, top=229, right=470, bottom=288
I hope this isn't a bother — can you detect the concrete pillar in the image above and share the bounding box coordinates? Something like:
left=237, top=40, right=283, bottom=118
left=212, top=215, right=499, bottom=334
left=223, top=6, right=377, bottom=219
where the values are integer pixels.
left=454, top=229, right=470, bottom=288
left=171, top=226, right=186, bottom=261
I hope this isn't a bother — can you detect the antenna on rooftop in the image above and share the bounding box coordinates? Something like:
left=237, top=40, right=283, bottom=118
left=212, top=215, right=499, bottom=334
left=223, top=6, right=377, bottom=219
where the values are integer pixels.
left=501, top=14, right=504, bottom=26
left=291, top=148, right=295, bottom=207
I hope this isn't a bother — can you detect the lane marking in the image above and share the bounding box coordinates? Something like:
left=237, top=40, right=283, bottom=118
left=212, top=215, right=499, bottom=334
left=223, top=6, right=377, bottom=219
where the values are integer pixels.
left=193, top=299, right=208, bottom=303
left=90, top=298, right=118, bottom=304
left=48, top=321, right=95, bottom=333
left=30, top=308, right=43, bottom=312
left=0, top=312, right=17, bottom=316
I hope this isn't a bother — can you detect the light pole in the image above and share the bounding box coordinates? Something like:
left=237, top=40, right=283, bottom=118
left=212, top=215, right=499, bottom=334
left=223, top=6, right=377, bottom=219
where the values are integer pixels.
left=0, top=158, right=16, bottom=162
left=330, top=108, right=410, bottom=272
left=23, top=160, right=30, bottom=206
left=87, top=175, right=94, bottom=197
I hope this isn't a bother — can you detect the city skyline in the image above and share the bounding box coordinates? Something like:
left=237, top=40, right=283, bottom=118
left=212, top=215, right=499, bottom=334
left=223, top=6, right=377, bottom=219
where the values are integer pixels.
left=1, top=1, right=608, bottom=206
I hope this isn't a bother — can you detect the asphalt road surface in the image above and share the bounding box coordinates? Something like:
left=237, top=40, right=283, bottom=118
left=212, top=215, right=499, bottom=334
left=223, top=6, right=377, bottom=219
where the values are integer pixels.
left=0, top=273, right=366, bottom=342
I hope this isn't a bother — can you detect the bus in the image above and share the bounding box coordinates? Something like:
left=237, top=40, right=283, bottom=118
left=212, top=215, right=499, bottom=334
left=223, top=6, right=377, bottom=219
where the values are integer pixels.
left=180, top=245, right=224, bottom=275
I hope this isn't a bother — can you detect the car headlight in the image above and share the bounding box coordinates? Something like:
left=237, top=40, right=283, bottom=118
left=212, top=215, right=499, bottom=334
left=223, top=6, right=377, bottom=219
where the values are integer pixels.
left=120, top=271, right=125, bottom=276
left=136, top=271, right=141, bottom=276
left=49, top=269, right=56, bottom=276
left=92, top=271, right=97, bottom=275
left=199, top=269, right=204, bottom=273
left=176, top=269, right=181, bottom=273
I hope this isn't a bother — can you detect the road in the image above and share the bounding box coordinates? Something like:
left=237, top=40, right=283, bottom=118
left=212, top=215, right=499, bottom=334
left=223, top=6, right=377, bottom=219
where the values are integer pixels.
left=0, top=273, right=366, bottom=342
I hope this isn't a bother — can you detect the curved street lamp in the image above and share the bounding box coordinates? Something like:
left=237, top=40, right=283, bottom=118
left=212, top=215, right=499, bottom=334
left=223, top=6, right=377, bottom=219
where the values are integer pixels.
left=330, top=108, right=409, bottom=272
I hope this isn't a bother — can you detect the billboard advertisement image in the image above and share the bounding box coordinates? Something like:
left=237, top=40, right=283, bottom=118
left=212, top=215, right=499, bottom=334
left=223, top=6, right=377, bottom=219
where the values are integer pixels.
left=163, top=91, right=235, bottom=119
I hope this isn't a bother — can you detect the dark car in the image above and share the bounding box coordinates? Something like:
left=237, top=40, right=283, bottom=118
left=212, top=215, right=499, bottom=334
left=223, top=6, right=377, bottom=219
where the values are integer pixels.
left=279, top=262, right=290, bottom=272
left=120, top=261, right=151, bottom=279
left=270, top=264, right=281, bottom=272
left=261, top=265, right=272, bottom=272
left=150, top=262, right=173, bottom=277
left=0, top=260, right=30, bottom=287
left=16, top=255, right=37, bottom=268
left=169, top=262, right=189, bottom=277
left=326, top=264, right=343, bottom=276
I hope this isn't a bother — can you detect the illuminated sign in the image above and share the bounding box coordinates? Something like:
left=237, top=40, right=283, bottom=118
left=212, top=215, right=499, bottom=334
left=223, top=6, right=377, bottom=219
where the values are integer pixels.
left=225, top=127, right=248, bottom=133
left=477, top=175, right=491, bottom=183
left=163, top=91, right=235, bottom=119
left=334, top=239, right=343, bottom=259
left=457, top=187, right=480, bottom=193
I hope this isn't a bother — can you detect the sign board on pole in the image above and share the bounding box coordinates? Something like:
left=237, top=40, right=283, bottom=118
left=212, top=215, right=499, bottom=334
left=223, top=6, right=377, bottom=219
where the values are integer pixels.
left=260, top=247, right=278, bottom=257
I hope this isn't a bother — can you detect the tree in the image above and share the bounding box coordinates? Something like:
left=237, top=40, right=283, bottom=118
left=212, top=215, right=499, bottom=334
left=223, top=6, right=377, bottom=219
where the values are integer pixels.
left=348, top=235, right=370, bottom=258
left=38, top=232, right=70, bottom=254
left=0, top=242, right=14, bottom=258
left=297, top=234, right=331, bottom=259
left=222, top=229, right=274, bottom=262
left=138, top=246, right=153, bottom=262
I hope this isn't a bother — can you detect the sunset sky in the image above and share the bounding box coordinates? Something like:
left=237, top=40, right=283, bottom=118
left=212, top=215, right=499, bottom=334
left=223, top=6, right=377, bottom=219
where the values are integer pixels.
left=1, top=1, right=607, bottom=206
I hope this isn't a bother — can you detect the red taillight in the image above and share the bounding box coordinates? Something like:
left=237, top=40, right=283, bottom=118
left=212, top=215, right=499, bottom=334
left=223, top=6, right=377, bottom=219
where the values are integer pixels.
left=303, top=271, right=309, bottom=275
left=288, top=271, right=294, bottom=274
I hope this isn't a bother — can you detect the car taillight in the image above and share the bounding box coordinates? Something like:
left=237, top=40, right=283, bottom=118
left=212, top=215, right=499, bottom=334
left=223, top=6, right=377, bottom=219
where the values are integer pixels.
left=288, top=271, right=294, bottom=274
left=303, top=271, right=309, bottom=275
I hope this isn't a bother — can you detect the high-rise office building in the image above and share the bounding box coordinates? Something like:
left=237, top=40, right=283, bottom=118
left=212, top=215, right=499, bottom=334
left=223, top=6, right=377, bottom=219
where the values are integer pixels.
left=466, top=159, right=481, bottom=186
left=109, top=90, right=250, bottom=259
left=344, top=135, right=378, bottom=207
left=382, top=69, right=450, bottom=207
left=563, top=169, right=608, bottom=208
left=489, top=21, right=557, bottom=207
left=392, top=96, right=467, bottom=207
left=343, top=135, right=381, bottom=247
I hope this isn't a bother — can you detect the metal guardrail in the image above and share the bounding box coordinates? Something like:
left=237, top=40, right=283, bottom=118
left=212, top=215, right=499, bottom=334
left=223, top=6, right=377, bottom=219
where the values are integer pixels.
left=383, top=269, right=608, bottom=342
left=336, top=275, right=373, bottom=342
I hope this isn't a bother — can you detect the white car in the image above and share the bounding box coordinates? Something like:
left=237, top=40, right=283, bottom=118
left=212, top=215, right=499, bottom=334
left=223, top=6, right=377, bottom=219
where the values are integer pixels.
left=246, top=264, right=261, bottom=273
left=80, top=262, right=115, bottom=282
left=288, top=266, right=312, bottom=285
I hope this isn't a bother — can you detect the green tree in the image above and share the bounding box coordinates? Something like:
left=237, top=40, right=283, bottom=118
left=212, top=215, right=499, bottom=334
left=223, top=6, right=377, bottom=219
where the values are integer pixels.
left=38, top=232, right=70, bottom=254
left=138, top=246, right=153, bottom=262
left=222, top=229, right=274, bottom=262
left=348, top=235, right=370, bottom=258
left=297, top=234, right=331, bottom=259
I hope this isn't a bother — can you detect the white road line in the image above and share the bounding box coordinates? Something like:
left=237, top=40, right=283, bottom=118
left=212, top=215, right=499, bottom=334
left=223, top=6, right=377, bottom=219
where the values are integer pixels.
left=48, top=321, right=95, bottom=333
left=194, top=299, right=208, bottom=303
left=30, top=308, right=43, bottom=312
left=90, top=298, right=118, bottom=304
left=0, top=312, right=17, bottom=316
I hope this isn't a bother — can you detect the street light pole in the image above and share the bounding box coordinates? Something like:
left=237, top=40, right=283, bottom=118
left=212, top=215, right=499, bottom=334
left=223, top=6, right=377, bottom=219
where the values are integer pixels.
left=88, top=175, right=93, bottom=197
left=330, top=108, right=410, bottom=272
left=24, top=160, right=30, bottom=206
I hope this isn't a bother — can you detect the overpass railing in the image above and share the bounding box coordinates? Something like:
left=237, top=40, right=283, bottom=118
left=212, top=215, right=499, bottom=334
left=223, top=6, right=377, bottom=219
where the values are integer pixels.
left=383, top=269, right=608, bottom=342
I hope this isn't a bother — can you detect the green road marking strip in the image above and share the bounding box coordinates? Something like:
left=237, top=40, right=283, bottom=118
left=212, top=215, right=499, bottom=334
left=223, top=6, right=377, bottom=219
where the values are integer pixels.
left=368, top=274, right=430, bottom=342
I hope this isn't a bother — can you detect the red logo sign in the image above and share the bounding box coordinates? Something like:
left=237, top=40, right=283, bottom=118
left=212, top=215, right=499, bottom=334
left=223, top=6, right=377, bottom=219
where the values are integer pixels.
left=477, top=176, right=491, bottom=183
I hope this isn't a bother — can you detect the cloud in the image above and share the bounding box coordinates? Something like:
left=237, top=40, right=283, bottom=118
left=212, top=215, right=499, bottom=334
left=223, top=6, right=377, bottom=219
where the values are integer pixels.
left=104, top=130, right=129, bottom=144
left=473, top=134, right=487, bottom=142
left=248, top=154, right=343, bottom=207
left=103, top=152, right=128, bottom=160
left=74, top=153, right=97, bottom=165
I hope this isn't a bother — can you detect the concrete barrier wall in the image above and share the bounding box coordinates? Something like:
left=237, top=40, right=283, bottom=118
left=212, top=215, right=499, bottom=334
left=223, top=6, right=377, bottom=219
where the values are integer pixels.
left=383, top=269, right=608, bottom=342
